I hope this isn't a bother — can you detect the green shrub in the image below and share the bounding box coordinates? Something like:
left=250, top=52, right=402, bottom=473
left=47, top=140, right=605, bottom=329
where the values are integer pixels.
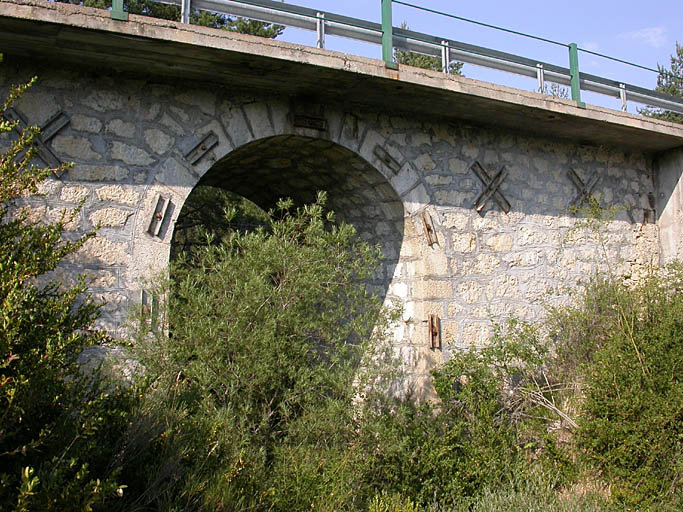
left=127, top=194, right=396, bottom=510
left=467, top=469, right=609, bottom=512
left=0, top=80, right=136, bottom=510
left=548, top=268, right=683, bottom=509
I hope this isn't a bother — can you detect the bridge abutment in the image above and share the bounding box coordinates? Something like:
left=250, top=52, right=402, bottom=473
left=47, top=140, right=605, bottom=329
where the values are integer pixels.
left=656, top=147, right=683, bottom=264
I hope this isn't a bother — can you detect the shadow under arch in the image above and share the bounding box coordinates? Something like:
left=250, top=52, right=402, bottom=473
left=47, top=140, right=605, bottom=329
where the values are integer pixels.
left=173, top=135, right=405, bottom=304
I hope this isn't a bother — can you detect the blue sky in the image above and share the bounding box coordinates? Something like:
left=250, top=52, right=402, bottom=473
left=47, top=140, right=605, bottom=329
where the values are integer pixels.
left=272, top=0, right=682, bottom=113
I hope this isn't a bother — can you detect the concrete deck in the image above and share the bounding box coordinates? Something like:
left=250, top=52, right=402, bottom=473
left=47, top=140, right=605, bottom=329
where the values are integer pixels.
left=2, top=0, right=683, bottom=152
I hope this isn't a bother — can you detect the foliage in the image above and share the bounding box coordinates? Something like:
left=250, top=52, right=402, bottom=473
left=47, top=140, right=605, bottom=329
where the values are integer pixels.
left=467, top=470, right=609, bottom=512
left=0, top=81, right=135, bottom=509
left=547, top=268, right=683, bottom=510
left=542, top=82, right=570, bottom=99
left=55, top=0, right=284, bottom=38
left=125, top=193, right=397, bottom=510
left=394, top=23, right=463, bottom=75
left=640, top=42, right=683, bottom=124
left=171, top=186, right=269, bottom=261
left=368, top=492, right=420, bottom=512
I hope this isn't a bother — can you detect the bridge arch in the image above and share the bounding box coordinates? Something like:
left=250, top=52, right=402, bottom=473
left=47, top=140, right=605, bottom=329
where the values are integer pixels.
left=172, top=134, right=406, bottom=302
left=126, top=116, right=435, bottom=395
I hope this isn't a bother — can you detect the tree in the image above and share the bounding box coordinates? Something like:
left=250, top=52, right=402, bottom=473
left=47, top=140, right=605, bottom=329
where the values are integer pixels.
left=394, top=23, right=463, bottom=75
left=641, top=42, right=683, bottom=124
left=0, top=77, right=135, bottom=510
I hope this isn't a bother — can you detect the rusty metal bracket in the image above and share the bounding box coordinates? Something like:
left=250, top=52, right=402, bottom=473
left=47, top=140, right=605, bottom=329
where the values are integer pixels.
left=471, top=161, right=510, bottom=214
left=428, top=314, right=441, bottom=350
left=141, top=289, right=159, bottom=327
left=4, top=107, right=70, bottom=174
left=421, top=211, right=437, bottom=246
left=184, top=131, right=218, bottom=165
left=293, top=114, right=327, bottom=131
left=567, top=168, right=600, bottom=209
left=374, top=145, right=401, bottom=174
left=147, top=194, right=171, bottom=238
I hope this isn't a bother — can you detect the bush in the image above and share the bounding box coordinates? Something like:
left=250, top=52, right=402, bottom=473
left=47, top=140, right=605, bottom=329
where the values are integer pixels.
left=126, top=193, right=396, bottom=510
left=548, top=268, right=683, bottom=509
left=0, top=79, right=135, bottom=511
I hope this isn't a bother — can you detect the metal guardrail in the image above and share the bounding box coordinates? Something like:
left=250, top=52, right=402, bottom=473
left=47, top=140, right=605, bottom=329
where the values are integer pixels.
left=109, top=0, right=683, bottom=116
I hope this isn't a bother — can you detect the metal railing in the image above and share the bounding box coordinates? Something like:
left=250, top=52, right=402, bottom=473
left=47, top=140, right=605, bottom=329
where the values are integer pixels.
left=109, top=0, right=683, bottom=116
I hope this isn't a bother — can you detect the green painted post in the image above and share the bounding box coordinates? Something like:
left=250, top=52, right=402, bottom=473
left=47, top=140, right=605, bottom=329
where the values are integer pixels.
left=381, top=0, right=398, bottom=69
left=568, top=43, right=585, bottom=108
left=111, top=0, right=129, bottom=21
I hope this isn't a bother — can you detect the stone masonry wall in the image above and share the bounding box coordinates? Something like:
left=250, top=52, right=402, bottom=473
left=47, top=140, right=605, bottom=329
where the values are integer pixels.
left=1, top=61, right=660, bottom=397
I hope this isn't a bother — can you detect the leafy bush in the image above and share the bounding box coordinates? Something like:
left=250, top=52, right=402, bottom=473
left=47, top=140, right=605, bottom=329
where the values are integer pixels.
left=126, top=194, right=397, bottom=510
left=548, top=268, right=683, bottom=509
left=0, top=80, right=135, bottom=509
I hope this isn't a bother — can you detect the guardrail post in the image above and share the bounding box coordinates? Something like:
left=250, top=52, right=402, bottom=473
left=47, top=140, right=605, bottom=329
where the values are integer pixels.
left=316, top=12, right=325, bottom=49
left=110, top=0, right=128, bottom=21
left=568, top=43, right=586, bottom=108
left=441, top=40, right=450, bottom=74
left=536, top=64, right=545, bottom=93
left=181, top=0, right=191, bottom=24
left=381, top=0, right=398, bottom=69
left=619, top=83, right=627, bottom=111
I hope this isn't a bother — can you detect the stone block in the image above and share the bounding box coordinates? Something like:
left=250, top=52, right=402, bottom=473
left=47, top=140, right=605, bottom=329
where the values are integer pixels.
left=69, top=164, right=128, bottom=181
left=71, top=236, right=127, bottom=265
left=175, top=89, right=216, bottom=116
left=425, top=175, right=454, bottom=186
left=416, top=250, right=449, bottom=277
left=402, top=184, right=429, bottom=215
left=60, top=185, right=89, bottom=203
left=414, top=279, right=453, bottom=300
left=448, top=157, right=469, bottom=174
left=15, top=91, right=59, bottom=125
left=83, top=90, right=124, bottom=112
left=463, top=253, right=500, bottom=275
left=144, top=128, right=174, bottom=155
left=452, top=232, right=476, bottom=253
left=243, top=102, right=273, bottom=139
left=106, top=119, right=135, bottom=138
left=443, top=212, right=469, bottom=230
left=111, top=141, right=154, bottom=166
left=485, top=233, right=513, bottom=252
left=159, top=113, right=184, bottom=135
left=52, top=135, right=101, bottom=161
left=96, top=185, right=140, bottom=206
left=413, top=153, right=436, bottom=171
left=20, top=205, right=79, bottom=231
left=71, top=114, right=102, bottom=133
left=457, top=281, right=484, bottom=304
left=89, top=207, right=133, bottom=227
left=461, top=321, right=491, bottom=347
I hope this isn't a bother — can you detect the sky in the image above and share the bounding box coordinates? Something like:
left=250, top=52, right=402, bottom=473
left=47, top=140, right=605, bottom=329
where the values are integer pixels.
left=267, top=0, right=682, bottom=113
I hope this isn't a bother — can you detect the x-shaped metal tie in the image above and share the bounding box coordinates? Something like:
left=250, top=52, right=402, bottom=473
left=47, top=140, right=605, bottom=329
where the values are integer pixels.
left=567, top=168, right=600, bottom=209
left=4, top=107, right=70, bottom=173
left=471, top=161, right=511, bottom=214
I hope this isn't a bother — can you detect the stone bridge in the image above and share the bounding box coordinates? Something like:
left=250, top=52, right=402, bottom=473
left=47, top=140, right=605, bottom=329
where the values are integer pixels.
left=2, top=0, right=682, bottom=395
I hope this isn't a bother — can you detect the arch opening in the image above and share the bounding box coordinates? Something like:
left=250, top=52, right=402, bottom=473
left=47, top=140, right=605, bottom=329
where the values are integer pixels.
left=171, top=135, right=405, bottom=303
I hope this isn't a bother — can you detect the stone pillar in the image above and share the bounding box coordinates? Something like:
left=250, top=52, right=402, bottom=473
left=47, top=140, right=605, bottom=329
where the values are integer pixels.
left=656, top=147, right=683, bottom=264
